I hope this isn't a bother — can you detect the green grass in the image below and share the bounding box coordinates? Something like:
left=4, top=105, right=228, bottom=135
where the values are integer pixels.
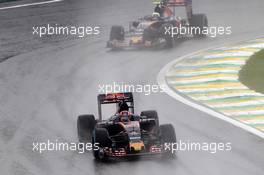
left=239, top=49, right=264, bottom=94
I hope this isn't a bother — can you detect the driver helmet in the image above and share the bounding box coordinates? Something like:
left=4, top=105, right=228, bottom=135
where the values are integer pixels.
left=118, top=100, right=129, bottom=113
left=160, top=1, right=165, bottom=7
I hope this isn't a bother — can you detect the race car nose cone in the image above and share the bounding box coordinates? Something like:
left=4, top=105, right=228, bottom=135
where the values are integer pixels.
left=130, top=141, right=145, bottom=151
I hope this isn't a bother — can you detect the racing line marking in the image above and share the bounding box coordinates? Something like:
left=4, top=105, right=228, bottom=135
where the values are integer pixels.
left=0, top=0, right=63, bottom=10
left=157, top=39, right=264, bottom=139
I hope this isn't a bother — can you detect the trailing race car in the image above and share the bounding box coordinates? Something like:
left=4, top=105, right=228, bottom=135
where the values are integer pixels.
left=107, top=0, right=208, bottom=49
left=77, top=92, right=177, bottom=161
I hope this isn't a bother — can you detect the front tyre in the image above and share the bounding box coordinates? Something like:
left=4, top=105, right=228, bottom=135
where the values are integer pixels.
left=92, top=128, right=111, bottom=161
left=160, top=124, right=177, bottom=159
left=142, top=27, right=157, bottom=43
left=77, top=115, right=96, bottom=143
left=160, top=23, right=174, bottom=48
left=109, top=25, right=125, bottom=41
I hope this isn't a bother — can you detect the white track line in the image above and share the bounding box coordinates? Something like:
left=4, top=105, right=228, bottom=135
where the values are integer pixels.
left=157, top=44, right=264, bottom=139
left=0, top=0, right=63, bottom=10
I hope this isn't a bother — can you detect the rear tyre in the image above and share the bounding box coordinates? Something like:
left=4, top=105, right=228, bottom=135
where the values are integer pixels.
left=160, top=124, right=177, bottom=159
left=77, top=115, right=96, bottom=143
left=92, top=128, right=111, bottom=160
left=110, top=25, right=125, bottom=41
left=140, top=110, right=159, bottom=133
left=190, top=14, right=208, bottom=38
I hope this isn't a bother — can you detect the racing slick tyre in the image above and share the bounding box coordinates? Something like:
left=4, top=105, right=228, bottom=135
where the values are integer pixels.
left=190, top=14, right=208, bottom=38
left=77, top=115, right=96, bottom=143
left=92, top=128, right=112, bottom=160
left=142, top=27, right=158, bottom=44
left=160, top=124, right=177, bottom=159
left=110, top=25, right=125, bottom=41
left=160, top=23, right=174, bottom=48
left=140, top=110, right=159, bottom=133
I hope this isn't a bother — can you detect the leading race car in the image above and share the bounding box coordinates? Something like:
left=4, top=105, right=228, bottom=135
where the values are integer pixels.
left=107, top=0, right=208, bottom=49
left=77, top=92, right=177, bottom=161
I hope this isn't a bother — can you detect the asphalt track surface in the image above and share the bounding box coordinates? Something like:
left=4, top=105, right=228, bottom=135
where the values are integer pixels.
left=0, top=0, right=263, bottom=174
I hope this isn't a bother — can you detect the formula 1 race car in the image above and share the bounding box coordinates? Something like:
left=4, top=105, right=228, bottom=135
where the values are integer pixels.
left=77, top=92, right=177, bottom=161
left=107, top=0, right=208, bottom=49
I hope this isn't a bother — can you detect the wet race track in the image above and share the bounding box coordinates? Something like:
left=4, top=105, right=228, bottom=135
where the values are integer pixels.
left=0, top=0, right=263, bottom=174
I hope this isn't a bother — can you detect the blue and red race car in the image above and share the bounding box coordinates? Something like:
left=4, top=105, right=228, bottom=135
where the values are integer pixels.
left=77, top=92, right=177, bottom=161
left=107, top=0, right=208, bottom=49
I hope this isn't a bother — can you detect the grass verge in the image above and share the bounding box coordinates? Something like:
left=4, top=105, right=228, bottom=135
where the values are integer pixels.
left=239, top=49, right=264, bottom=94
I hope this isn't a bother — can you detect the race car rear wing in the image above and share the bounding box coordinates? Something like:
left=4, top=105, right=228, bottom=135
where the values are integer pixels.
left=153, top=0, right=193, bottom=19
left=97, top=93, right=134, bottom=121
left=167, top=0, right=191, bottom=6
left=153, top=0, right=192, bottom=6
